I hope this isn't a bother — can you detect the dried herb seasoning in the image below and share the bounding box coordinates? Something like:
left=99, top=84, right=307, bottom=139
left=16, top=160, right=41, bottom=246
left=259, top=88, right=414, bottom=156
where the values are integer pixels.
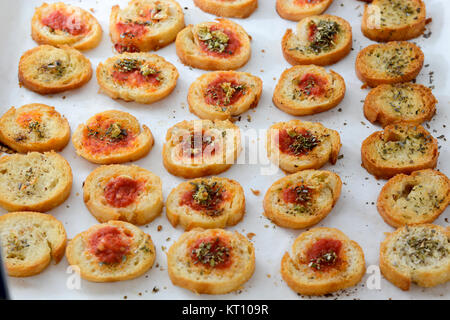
left=198, top=26, right=230, bottom=53
left=191, top=237, right=230, bottom=267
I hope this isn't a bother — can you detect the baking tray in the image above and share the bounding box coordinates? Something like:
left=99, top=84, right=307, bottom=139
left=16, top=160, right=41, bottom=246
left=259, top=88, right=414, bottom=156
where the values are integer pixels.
left=0, top=0, right=448, bottom=300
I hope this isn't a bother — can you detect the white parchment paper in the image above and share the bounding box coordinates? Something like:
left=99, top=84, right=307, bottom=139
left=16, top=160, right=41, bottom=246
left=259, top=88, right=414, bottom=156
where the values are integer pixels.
left=0, top=0, right=449, bottom=300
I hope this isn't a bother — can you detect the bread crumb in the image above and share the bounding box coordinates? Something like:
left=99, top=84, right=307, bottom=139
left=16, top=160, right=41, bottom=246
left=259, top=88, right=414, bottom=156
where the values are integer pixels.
left=361, top=83, right=368, bottom=89
left=267, top=274, right=271, bottom=278
left=90, top=8, right=95, bottom=13
left=157, top=225, right=162, bottom=232
left=247, top=232, right=256, bottom=240
left=250, top=188, right=260, bottom=196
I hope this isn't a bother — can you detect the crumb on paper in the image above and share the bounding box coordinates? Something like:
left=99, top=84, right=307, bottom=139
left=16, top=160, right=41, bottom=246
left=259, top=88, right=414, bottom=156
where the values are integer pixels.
left=247, top=232, right=256, bottom=240
left=250, top=188, right=260, bottom=196
left=157, top=225, right=162, bottom=232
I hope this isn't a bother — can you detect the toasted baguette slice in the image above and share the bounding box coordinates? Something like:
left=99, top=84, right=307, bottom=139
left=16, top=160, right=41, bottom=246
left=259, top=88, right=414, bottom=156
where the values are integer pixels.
left=282, top=15, right=352, bottom=66
left=110, top=0, right=184, bottom=53
left=263, top=170, right=341, bottom=229
left=362, top=0, right=426, bottom=42
left=188, top=71, right=262, bottom=120
left=276, top=0, right=333, bottom=21
left=380, top=224, right=450, bottom=290
left=0, top=211, right=66, bottom=277
left=194, top=0, right=258, bottom=18
left=267, top=120, right=341, bottom=174
left=97, top=52, right=179, bottom=104
left=163, top=119, right=241, bottom=178
left=377, top=170, right=450, bottom=228
left=361, top=123, right=438, bottom=179
left=72, top=110, right=154, bottom=164
left=31, top=2, right=102, bottom=50
left=167, top=228, right=255, bottom=294
left=364, top=83, right=436, bottom=127
left=0, top=152, right=72, bottom=212
left=66, top=221, right=155, bottom=282
left=273, top=65, right=345, bottom=116
left=166, top=177, right=245, bottom=230
left=355, top=41, right=424, bottom=87
left=176, top=18, right=251, bottom=70
left=83, top=165, right=163, bottom=226
left=18, top=45, right=92, bottom=94
left=281, top=227, right=365, bottom=296
left=0, top=104, right=70, bottom=153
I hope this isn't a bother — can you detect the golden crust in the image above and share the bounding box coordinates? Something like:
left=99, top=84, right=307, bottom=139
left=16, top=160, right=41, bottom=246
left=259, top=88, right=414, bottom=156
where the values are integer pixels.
left=281, top=227, right=365, bottom=296
left=276, top=0, right=333, bottom=21
left=65, top=221, right=156, bottom=282
left=377, top=170, right=450, bottom=228
left=18, top=45, right=92, bottom=94
left=355, top=41, right=424, bottom=87
left=162, top=119, right=241, bottom=178
left=166, top=177, right=245, bottom=230
left=0, top=152, right=72, bottom=212
left=110, top=0, right=185, bottom=53
left=363, top=83, right=436, bottom=127
left=72, top=110, right=154, bottom=164
left=194, top=0, right=258, bottom=18
left=379, top=224, right=450, bottom=290
left=273, top=65, right=345, bottom=116
left=0, top=211, right=67, bottom=277
left=282, top=15, right=352, bottom=66
left=267, top=120, right=341, bottom=174
left=361, top=0, right=426, bottom=42
left=31, top=2, right=102, bottom=50
left=83, top=164, right=163, bottom=226
left=96, top=52, right=179, bottom=104
left=175, top=18, right=251, bottom=70
left=0, top=104, right=70, bottom=153
left=263, top=170, right=342, bottom=229
left=188, top=71, right=262, bottom=120
left=167, top=228, right=255, bottom=294
left=361, top=123, right=438, bottom=179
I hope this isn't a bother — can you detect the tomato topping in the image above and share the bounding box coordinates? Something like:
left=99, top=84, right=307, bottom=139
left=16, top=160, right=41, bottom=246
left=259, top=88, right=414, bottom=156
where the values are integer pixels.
left=116, top=21, right=147, bottom=39
left=180, top=181, right=227, bottom=215
left=83, top=117, right=135, bottom=155
left=198, top=25, right=241, bottom=57
left=204, top=77, right=245, bottom=107
left=114, top=43, right=140, bottom=53
left=190, top=236, right=231, bottom=268
left=104, top=177, right=144, bottom=208
left=180, top=131, right=218, bottom=159
left=88, top=226, right=131, bottom=264
left=277, top=128, right=319, bottom=156
left=41, top=10, right=86, bottom=36
left=306, top=239, right=342, bottom=271
left=16, top=111, right=42, bottom=128
left=112, top=58, right=161, bottom=87
left=296, top=73, right=327, bottom=96
left=112, top=70, right=160, bottom=87
left=282, top=185, right=312, bottom=205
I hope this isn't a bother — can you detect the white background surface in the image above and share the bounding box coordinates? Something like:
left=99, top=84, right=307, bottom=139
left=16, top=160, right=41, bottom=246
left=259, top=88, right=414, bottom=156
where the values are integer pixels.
left=0, top=0, right=449, bottom=300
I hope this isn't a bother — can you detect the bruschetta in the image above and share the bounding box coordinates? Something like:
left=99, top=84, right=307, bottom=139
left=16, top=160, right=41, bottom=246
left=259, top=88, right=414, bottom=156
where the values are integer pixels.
left=281, top=227, right=365, bottom=296
left=166, top=177, right=245, bottom=230
left=363, top=83, right=436, bottom=127
left=273, top=65, right=345, bottom=116
left=0, top=103, right=70, bottom=153
left=267, top=120, right=341, bottom=174
left=18, top=45, right=92, bottom=94
left=66, top=220, right=156, bottom=282
left=72, top=110, right=154, bottom=164
left=0, top=152, right=72, bottom=212
left=355, top=41, right=424, bottom=87
left=361, top=123, right=438, bottom=179
left=188, top=71, right=262, bottom=120
left=263, top=170, right=342, bottom=229
left=83, top=164, right=163, bottom=225
left=380, top=224, right=450, bottom=290
left=162, top=119, right=241, bottom=178
left=377, top=169, right=450, bottom=228
left=282, top=15, right=352, bottom=66
left=176, top=18, right=251, bottom=70
left=31, top=2, right=102, bottom=50
left=110, top=0, right=185, bottom=53
left=276, top=0, right=333, bottom=21
left=0, top=211, right=67, bottom=277
left=167, top=228, right=255, bottom=294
